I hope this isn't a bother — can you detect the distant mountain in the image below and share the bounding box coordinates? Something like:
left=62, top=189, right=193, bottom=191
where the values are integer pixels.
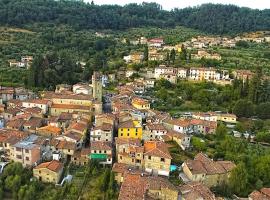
left=0, top=0, right=269, bottom=34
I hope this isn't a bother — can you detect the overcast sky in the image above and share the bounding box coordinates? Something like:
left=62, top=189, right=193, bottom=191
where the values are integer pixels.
left=87, top=0, right=270, bottom=10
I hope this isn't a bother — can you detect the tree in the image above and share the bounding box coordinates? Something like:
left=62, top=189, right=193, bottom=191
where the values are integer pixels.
left=256, top=102, right=270, bottom=119
left=191, top=137, right=206, bottom=151
left=229, top=162, right=248, bottom=196
left=233, top=100, right=254, bottom=118
left=143, top=46, right=148, bottom=61
left=216, top=123, right=227, bottom=140
left=170, top=49, right=176, bottom=64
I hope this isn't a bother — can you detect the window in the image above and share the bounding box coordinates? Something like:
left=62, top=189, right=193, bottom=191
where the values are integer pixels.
left=16, top=147, right=21, bottom=152
left=25, top=149, right=29, bottom=153
left=94, top=150, right=96, bottom=153
left=120, top=156, right=122, bottom=160
left=39, top=170, right=41, bottom=174
left=16, top=155, right=22, bottom=159
left=26, top=157, right=29, bottom=161
left=99, top=150, right=101, bottom=153
left=127, top=129, right=130, bottom=131
left=121, top=133, right=123, bottom=136
left=104, top=151, right=106, bottom=153
left=161, top=158, right=165, bottom=162
left=127, top=133, right=129, bottom=136
left=148, top=156, right=151, bottom=160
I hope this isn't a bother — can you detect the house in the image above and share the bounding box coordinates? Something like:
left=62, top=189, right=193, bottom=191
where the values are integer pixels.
left=72, top=83, right=92, bottom=95
left=0, top=87, right=14, bottom=102
left=189, top=68, right=217, bottom=81
left=144, top=141, right=172, bottom=176
left=190, top=119, right=217, bottom=135
left=192, top=112, right=218, bottom=122
left=249, top=187, right=270, bottom=200
left=115, top=138, right=144, bottom=169
left=118, top=173, right=179, bottom=200
left=154, top=65, right=177, bottom=79
left=3, top=108, right=23, bottom=120
left=217, top=113, right=237, bottom=124
left=22, top=99, right=51, bottom=114
left=182, top=153, right=236, bottom=187
left=50, top=138, right=77, bottom=156
left=167, top=130, right=191, bottom=150
left=160, top=72, right=177, bottom=84
left=131, top=97, right=150, bottom=110
left=163, top=119, right=192, bottom=134
left=118, top=120, right=143, bottom=140
left=33, top=160, right=64, bottom=184
left=6, top=118, right=25, bottom=130
left=123, top=53, right=144, bottom=64
left=94, top=113, right=115, bottom=127
left=144, top=123, right=167, bottom=140
left=179, top=182, right=216, bottom=200
left=11, top=134, right=42, bottom=167
left=148, top=49, right=165, bottom=61
left=22, top=117, right=44, bottom=133
left=148, top=38, right=164, bottom=48
left=71, top=147, right=91, bottom=166
left=90, top=141, right=113, bottom=166
left=125, top=69, right=136, bottom=78
left=177, top=68, right=188, bottom=79
left=90, top=123, right=113, bottom=142
left=232, top=70, right=254, bottom=82
left=68, top=121, right=88, bottom=136
left=192, top=50, right=221, bottom=60
left=37, top=125, right=62, bottom=137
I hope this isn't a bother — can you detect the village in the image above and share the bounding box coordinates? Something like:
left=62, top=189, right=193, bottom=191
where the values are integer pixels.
left=0, top=57, right=268, bottom=199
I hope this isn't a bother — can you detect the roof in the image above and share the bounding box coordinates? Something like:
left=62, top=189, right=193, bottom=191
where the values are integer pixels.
left=64, top=131, right=82, bottom=142
left=132, top=97, right=149, bottom=106
left=23, top=117, right=43, bottom=128
left=118, top=174, right=177, bottom=200
left=42, top=91, right=92, bottom=101
left=179, top=182, right=216, bottom=200
left=23, top=99, right=50, bottom=105
left=165, top=119, right=191, bottom=127
left=185, top=153, right=236, bottom=175
left=93, top=123, right=113, bottom=131
left=90, top=141, right=112, bottom=151
left=146, top=123, right=166, bottom=131
left=70, top=122, right=88, bottom=133
left=5, top=107, right=22, bottom=115
left=35, top=160, right=63, bottom=173
left=0, top=129, right=26, bottom=145
left=37, top=125, right=62, bottom=136
left=118, top=120, right=141, bottom=129
left=51, top=104, right=91, bottom=110
left=23, top=107, right=43, bottom=114
left=115, top=138, right=142, bottom=146
left=13, top=134, right=40, bottom=150
left=6, top=118, right=25, bottom=129
left=144, top=141, right=172, bottom=159
left=51, top=139, right=77, bottom=150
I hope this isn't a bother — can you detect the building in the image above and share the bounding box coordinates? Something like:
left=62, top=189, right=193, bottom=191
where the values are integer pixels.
left=131, top=97, right=150, bottom=110
left=160, top=73, right=177, bottom=84
left=148, top=38, right=164, bottom=48
left=33, top=160, right=64, bottom=184
left=118, top=173, right=179, bottom=200
left=11, top=134, right=42, bottom=167
left=118, top=120, right=143, bottom=140
left=192, top=50, right=221, bottom=60
left=144, top=123, right=167, bottom=140
left=123, top=53, right=144, bottom=64
left=189, top=68, right=217, bottom=81
left=71, top=148, right=91, bottom=166
left=249, top=187, right=270, bottom=200
left=90, top=123, right=113, bottom=142
left=154, top=66, right=177, bottom=79
left=92, top=72, right=103, bottom=102
left=217, top=113, right=237, bottom=124
left=182, top=153, right=236, bottom=187
left=167, top=130, right=191, bottom=150
left=116, top=138, right=144, bottom=169
left=144, top=141, right=172, bottom=176
left=90, top=141, right=113, bottom=166
left=177, top=68, right=188, bottom=79
left=72, top=83, right=92, bottom=95
left=179, top=182, right=216, bottom=200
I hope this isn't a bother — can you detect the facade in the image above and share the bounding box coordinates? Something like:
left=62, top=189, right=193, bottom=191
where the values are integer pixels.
left=22, top=99, right=51, bottom=114
left=33, top=160, right=64, bottom=184
left=92, top=72, right=103, bottom=102
left=144, top=141, right=172, bottom=176
left=90, top=141, right=113, bottom=165
left=90, top=123, right=113, bottom=142
left=118, top=120, right=143, bottom=140
left=131, top=97, right=150, bottom=110
left=182, top=153, right=236, bottom=187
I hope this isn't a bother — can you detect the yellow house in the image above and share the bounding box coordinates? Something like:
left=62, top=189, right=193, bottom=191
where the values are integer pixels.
left=217, top=113, right=237, bottom=124
left=118, top=120, right=142, bottom=139
left=144, top=141, right=172, bottom=177
left=131, top=97, right=150, bottom=110
left=33, top=160, right=64, bottom=184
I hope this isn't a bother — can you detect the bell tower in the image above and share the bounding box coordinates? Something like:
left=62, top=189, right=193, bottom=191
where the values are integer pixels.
left=92, top=72, right=102, bottom=102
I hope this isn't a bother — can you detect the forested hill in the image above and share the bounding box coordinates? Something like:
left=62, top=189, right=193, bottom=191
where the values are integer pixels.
left=1, top=0, right=270, bottom=34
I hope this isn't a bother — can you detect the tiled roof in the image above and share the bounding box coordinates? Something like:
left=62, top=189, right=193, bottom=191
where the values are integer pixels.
left=90, top=141, right=112, bottom=151
left=42, top=91, right=92, bottom=101
left=115, top=138, right=142, bottom=146
left=70, top=122, right=88, bottom=132
left=93, top=123, right=113, bottom=131
left=179, top=182, right=216, bottom=200
left=37, top=125, right=62, bottom=136
left=23, top=117, right=43, bottom=128
left=35, top=160, right=63, bottom=173
left=118, top=120, right=141, bottom=129
left=144, top=141, right=172, bottom=159
left=6, top=118, right=25, bottom=129
left=118, top=174, right=177, bottom=200
left=23, top=99, right=50, bottom=105
left=51, top=104, right=91, bottom=110
left=185, top=153, right=236, bottom=175
left=51, top=139, right=76, bottom=150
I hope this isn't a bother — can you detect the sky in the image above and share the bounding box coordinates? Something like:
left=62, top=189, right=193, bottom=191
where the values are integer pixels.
left=87, top=0, right=270, bottom=10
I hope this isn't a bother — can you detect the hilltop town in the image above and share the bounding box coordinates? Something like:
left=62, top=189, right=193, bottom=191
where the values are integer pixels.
left=0, top=1, right=270, bottom=200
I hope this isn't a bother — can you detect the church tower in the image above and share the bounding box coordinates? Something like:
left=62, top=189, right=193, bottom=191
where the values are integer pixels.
left=92, top=72, right=102, bottom=102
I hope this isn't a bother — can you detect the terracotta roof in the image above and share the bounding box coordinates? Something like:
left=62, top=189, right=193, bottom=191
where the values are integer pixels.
left=42, top=91, right=92, bottom=101
left=118, top=174, right=177, bottom=200
left=51, top=139, right=76, bottom=150
left=165, top=119, right=191, bottom=127
left=5, top=107, right=22, bottom=115
left=185, top=153, right=236, bottom=175
left=58, top=112, right=73, bottom=121
left=132, top=97, right=149, bottom=106
left=35, top=160, right=63, bottom=173
left=118, top=120, right=141, bottom=129
left=179, top=182, right=216, bottom=200
left=70, top=122, right=88, bottom=133
left=23, top=117, right=43, bottom=128
left=0, top=129, right=26, bottom=144
left=90, top=141, right=112, bottom=151
left=64, top=131, right=82, bottom=142
left=93, top=123, right=113, bottom=131
left=112, top=163, right=130, bottom=174
left=144, top=141, right=172, bottom=159
left=23, top=107, right=43, bottom=114
left=146, top=123, right=166, bottom=131
left=51, top=104, right=91, bottom=110
left=6, top=119, right=25, bottom=129
left=115, top=138, right=142, bottom=146
left=37, top=125, right=62, bottom=136
left=23, top=99, right=50, bottom=105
